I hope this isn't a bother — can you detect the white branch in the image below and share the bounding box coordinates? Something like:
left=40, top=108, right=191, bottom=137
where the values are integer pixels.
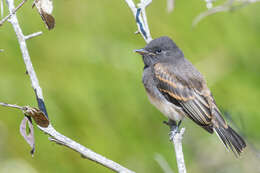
left=154, top=153, right=174, bottom=173
left=40, top=125, right=135, bottom=173
left=0, top=0, right=26, bottom=26
left=171, top=128, right=186, bottom=173
left=24, top=31, right=43, bottom=40
left=194, top=0, right=260, bottom=27
left=5, top=0, right=135, bottom=172
left=125, top=1, right=186, bottom=172
left=167, top=0, right=175, bottom=12
left=1, top=0, right=3, bottom=18
left=125, top=0, right=152, bottom=43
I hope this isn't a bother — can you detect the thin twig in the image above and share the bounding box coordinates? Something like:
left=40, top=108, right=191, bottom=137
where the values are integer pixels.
left=124, top=0, right=152, bottom=43
left=167, top=0, right=175, bottom=12
left=0, top=0, right=27, bottom=26
left=24, top=31, right=42, bottom=40
left=1, top=0, right=3, bottom=18
left=193, top=0, right=260, bottom=27
left=193, top=0, right=234, bottom=27
left=5, top=0, right=135, bottom=172
left=0, top=102, right=24, bottom=110
left=154, top=153, right=174, bottom=173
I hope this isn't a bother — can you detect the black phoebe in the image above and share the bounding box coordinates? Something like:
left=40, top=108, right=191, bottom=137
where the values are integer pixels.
left=135, top=36, right=246, bottom=156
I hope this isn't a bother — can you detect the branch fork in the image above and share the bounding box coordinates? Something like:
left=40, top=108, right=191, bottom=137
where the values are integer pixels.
left=1, top=0, right=135, bottom=172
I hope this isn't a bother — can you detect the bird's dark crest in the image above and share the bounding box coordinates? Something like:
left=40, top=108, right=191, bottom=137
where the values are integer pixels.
left=145, top=36, right=179, bottom=51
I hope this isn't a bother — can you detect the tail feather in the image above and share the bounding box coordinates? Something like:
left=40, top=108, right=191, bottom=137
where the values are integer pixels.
left=214, top=125, right=246, bottom=157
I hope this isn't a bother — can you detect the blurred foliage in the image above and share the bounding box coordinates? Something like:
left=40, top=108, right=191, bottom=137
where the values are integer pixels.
left=1, top=0, right=260, bottom=173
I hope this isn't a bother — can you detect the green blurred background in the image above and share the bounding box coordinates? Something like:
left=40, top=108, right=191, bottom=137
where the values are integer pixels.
left=1, top=0, right=260, bottom=172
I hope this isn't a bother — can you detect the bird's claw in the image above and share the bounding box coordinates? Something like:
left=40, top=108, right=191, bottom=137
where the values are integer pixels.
left=163, top=119, right=180, bottom=141
left=169, top=125, right=179, bottom=141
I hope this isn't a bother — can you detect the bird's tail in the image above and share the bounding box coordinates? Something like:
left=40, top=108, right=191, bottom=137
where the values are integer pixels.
left=214, top=124, right=246, bottom=157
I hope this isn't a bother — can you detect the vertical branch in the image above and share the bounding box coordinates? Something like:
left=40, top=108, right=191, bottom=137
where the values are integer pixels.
left=172, top=128, right=186, bottom=173
left=1, top=0, right=3, bottom=18
left=124, top=0, right=152, bottom=43
left=167, top=0, right=175, bottom=12
left=138, top=0, right=152, bottom=41
left=125, top=0, right=187, bottom=172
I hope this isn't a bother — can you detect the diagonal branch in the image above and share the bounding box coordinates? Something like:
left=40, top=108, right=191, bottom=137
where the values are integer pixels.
left=193, top=0, right=234, bottom=27
left=0, top=0, right=27, bottom=26
left=193, top=0, right=260, bottom=27
left=4, top=0, right=135, bottom=172
left=124, top=0, right=152, bottom=43
left=154, top=153, right=174, bottom=173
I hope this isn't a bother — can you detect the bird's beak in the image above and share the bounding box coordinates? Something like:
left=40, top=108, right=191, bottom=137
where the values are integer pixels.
left=134, top=48, right=150, bottom=55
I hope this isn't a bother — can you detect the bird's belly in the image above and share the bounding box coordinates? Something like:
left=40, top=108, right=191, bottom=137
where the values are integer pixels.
left=147, top=93, right=184, bottom=121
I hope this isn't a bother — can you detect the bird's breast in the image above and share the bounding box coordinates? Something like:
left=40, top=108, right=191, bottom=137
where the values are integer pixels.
left=146, top=90, right=184, bottom=121
left=142, top=67, right=184, bottom=121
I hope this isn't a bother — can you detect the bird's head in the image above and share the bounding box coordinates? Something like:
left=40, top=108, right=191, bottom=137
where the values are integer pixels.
left=135, top=36, right=183, bottom=67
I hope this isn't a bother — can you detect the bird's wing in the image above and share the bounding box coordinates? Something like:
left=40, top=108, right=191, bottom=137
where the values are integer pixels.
left=152, top=62, right=245, bottom=155
left=152, top=62, right=215, bottom=132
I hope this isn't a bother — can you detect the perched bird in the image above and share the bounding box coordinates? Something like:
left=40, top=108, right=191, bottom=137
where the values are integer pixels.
left=135, top=36, right=246, bottom=156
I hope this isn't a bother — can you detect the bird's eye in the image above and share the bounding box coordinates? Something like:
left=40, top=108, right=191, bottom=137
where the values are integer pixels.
left=155, top=49, right=162, bottom=54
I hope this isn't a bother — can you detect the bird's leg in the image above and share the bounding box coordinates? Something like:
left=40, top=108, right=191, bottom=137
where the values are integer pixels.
left=177, top=120, right=182, bottom=128
left=164, top=119, right=181, bottom=141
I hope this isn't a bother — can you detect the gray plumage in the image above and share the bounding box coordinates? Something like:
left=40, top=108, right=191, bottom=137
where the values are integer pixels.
left=136, top=36, right=246, bottom=156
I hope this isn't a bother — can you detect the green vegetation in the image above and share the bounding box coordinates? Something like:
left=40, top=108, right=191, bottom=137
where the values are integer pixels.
left=0, top=1, right=260, bottom=173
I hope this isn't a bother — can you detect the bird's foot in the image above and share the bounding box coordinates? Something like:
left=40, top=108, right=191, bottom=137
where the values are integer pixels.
left=169, top=126, right=178, bottom=141
left=164, top=119, right=182, bottom=141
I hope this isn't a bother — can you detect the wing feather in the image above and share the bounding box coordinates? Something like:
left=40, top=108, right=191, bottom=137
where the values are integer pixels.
left=153, top=62, right=213, bottom=131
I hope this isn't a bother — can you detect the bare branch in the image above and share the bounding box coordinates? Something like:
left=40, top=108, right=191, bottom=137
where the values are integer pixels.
left=0, top=102, right=24, bottom=110
left=125, top=1, right=186, bottom=172
left=193, top=0, right=234, bottom=27
left=4, top=0, right=135, bottom=172
left=42, top=125, right=135, bottom=173
left=154, top=153, right=174, bottom=173
left=205, top=0, right=214, bottom=9
left=1, top=0, right=3, bottom=18
left=194, top=0, right=260, bottom=27
left=137, top=0, right=152, bottom=41
left=25, top=31, right=43, bottom=40
left=171, top=128, right=186, bottom=173
left=124, top=0, right=152, bottom=43
left=0, top=0, right=27, bottom=26
left=167, top=0, right=175, bottom=13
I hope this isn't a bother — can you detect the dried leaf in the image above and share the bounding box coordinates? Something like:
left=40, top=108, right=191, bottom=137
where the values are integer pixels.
left=33, top=0, right=55, bottom=30
left=20, top=116, right=35, bottom=156
left=24, top=107, right=50, bottom=128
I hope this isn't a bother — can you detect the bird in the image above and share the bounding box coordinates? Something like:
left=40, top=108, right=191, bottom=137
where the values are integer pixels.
left=135, top=36, right=246, bottom=156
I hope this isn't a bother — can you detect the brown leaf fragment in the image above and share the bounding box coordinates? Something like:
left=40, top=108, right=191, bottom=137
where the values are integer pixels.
left=33, top=0, right=55, bottom=30
left=41, top=12, right=55, bottom=30
left=23, top=106, right=50, bottom=128
left=20, top=116, right=35, bottom=156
